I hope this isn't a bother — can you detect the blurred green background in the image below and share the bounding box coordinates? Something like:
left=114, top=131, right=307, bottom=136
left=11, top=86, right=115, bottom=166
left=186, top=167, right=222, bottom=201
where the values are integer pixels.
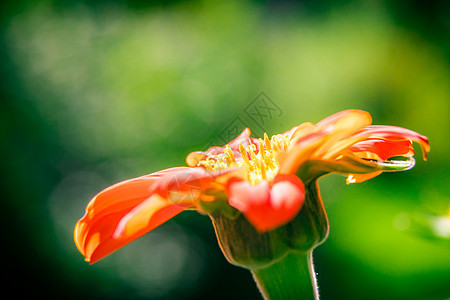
left=1, top=0, right=449, bottom=299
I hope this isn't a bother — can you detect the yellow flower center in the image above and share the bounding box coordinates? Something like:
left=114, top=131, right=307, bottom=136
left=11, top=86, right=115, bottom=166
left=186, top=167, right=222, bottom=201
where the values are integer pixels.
left=198, top=133, right=291, bottom=185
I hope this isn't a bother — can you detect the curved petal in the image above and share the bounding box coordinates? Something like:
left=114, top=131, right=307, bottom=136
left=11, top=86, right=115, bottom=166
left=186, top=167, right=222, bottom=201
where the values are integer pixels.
left=74, top=167, right=213, bottom=263
left=78, top=201, right=188, bottom=264
left=288, top=122, right=318, bottom=143
left=353, top=125, right=430, bottom=160
left=88, top=195, right=190, bottom=264
left=227, top=174, right=305, bottom=232
left=316, top=109, right=372, bottom=130
left=280, top=110, right=373, bottom=174
left=152, top=167, right=216, bottom=198
left=282, top=122, right=316, bottom=138
left=75, top=169, right=179, bottom=255
left=312, top=109, right=373, bottom=159
left=349, top=138, right=414, bottom=161
left=279, top=131, right=328, bottom=174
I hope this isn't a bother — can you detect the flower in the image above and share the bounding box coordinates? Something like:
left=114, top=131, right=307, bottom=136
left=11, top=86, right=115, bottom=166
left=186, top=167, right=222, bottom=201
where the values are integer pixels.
left=74, top=109, right=429, bottom=263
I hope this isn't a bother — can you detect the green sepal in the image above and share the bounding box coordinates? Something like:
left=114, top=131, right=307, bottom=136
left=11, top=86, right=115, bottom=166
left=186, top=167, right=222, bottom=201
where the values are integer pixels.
left=199, top=198, right=239, bottom=219
left=210, top=179, right=329, bottom=270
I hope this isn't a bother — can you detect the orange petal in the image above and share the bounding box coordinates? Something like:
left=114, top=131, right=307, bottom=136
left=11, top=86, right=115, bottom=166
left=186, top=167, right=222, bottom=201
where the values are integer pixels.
left=89, top=196, right=189, bottom=264
left=312, top=110, right=373, bottom=159
left=227, top=175, right=305, bottom=232
left=354, top=125, right=430, bottom=160
left=153, top=167, right=216, bottom=198
left=287, top=122, right=318, bottom=143
left=74, top=167, right=209, bottom=263
left=75, top=173, right=165, bottom=256
left=316, top=109, right=372, bottom=129
left=349, top=139, right=414, bottom=161
left=282, top=122, right=316, bottom=138
left=279, top=131, right=328, bottom=174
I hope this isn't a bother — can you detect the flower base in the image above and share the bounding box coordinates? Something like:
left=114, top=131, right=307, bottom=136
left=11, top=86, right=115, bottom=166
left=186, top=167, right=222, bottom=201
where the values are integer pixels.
left=210, top=180, right=328, bottom=298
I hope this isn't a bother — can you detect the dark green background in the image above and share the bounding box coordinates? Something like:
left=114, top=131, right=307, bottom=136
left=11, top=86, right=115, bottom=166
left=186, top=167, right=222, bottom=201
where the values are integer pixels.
left=2, top=0, right=449, bottom=299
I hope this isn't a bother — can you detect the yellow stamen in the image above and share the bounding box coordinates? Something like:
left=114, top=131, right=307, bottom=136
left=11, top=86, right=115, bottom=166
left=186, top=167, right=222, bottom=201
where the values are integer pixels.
left=260, top=159, right=267, bottom=179
left=239, top=143, right=252, bottom=169
left=272, top=136, right=280, bottom=152
left=196, top=132, right=292, bottom=185
left=249, top=147, right=257, bottom=161
left=264, top=133, right=271, bottom=151
left=224, top=145, right=236, bottom=164
left=282, top=134, right=290, bottom=150
left=259, top=138, right=266, bottom=160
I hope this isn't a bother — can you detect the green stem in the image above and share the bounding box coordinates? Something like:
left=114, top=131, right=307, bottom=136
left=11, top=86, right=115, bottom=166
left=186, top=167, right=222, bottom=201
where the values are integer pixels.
left=252, top=251, right=319, bottom=300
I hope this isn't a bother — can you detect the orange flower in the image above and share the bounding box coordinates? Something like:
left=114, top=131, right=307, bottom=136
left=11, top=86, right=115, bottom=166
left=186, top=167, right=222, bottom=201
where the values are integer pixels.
left=74, top=110, right=429, bottom=263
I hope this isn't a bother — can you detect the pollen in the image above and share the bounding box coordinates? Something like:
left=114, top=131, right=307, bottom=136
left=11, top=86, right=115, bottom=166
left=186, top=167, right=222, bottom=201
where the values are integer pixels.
left=197, top=133, right=291, bottom=185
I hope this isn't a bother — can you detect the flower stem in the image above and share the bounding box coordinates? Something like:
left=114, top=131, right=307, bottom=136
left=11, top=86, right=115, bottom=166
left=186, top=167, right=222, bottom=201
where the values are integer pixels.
left=252, top=251, right=319, bottom=300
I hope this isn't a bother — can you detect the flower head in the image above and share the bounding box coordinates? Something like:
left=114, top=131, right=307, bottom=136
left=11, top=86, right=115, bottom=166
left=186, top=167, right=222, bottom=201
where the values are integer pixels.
left=75, top=109, right=429, bottom=263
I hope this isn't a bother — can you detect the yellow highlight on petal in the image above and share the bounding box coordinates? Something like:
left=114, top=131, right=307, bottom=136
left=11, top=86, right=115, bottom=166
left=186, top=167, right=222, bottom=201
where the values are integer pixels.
left=114, top=194, right=169, bottom=239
